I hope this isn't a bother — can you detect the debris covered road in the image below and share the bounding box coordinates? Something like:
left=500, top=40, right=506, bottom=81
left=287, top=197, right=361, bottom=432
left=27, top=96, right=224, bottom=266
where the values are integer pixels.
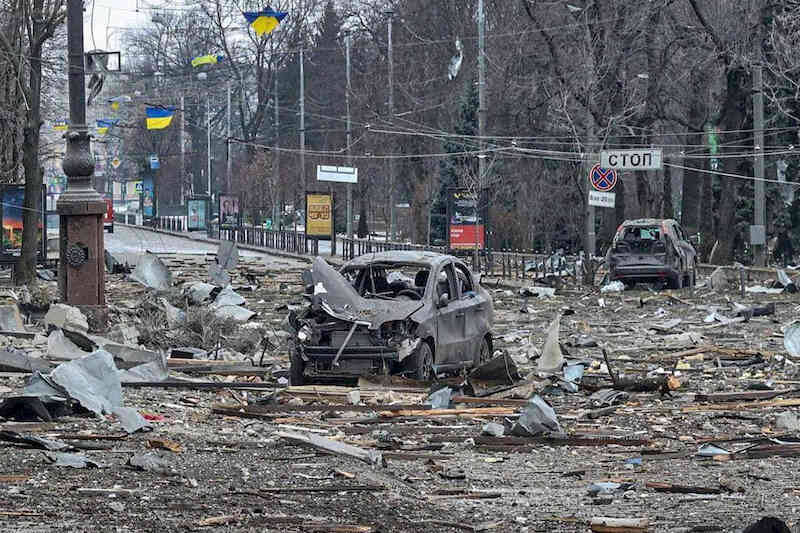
left=0, top=244, right=798, bottom=532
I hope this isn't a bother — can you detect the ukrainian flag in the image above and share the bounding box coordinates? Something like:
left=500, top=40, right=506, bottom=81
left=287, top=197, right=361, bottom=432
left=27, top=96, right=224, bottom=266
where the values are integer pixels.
left=243, top=8, right=287, bottom=37
left=96, top=119, right=118, bottom=135
left=53, top=120, right=68, bottom=131
left=109, top=94, right=132, bottom=111
left=191, top=54, right=224, bottom=67
left=146, top=107, right=175, bottom=130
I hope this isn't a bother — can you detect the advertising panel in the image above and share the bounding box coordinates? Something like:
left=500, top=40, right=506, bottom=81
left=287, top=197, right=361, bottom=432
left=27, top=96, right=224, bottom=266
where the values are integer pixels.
left=447, top=188, right=487, bottom=250
left=2, top=185, right=45, bottom=260
left=219, top=194, right=240, bottom=229
left=142, top=176, right=154, bottom=217
left=305, top=193, right=333, bottom=239
left=187, top=196, right=208, bottom=231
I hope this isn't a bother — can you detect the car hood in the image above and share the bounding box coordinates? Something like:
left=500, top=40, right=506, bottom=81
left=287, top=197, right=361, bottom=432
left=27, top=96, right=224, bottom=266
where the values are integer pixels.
left=309, top=257, right=423, bottom=329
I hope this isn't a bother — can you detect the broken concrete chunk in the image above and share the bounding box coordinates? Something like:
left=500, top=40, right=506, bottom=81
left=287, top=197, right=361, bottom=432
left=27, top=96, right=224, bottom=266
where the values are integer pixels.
left=208, top=264, right=231, bottom=287
left=213, top=286, right=246, bottom=308
left=600, top=281, right=625, bottom=293
left=117, top=358, right=169, bottom=384
left=47, top=329, right=91, bottom=361
left=112, top=406, right=150, bottom=434
left=159, top=298, right=186, bottom=327
left=185, top=282, right=220, bottom=304
left=0, top=349, right=51, bottom=373
left=49, top=350, right=122, bottom=417
left=510, top=395, right=562, bottom=436
left=44, top=303, right=88, bottom=333
left=709, top=267, right=728, bottom=290
left=538, top=314, right=563, bottom=376
left=130, top=254, right=172, bottom=291
left=102, top=343, right=161, bottom=369
left=217, top=241, right=239, bottom=271
left=212, top=305, right=256, bottom=322
left=775, top=411, right=800, bottom=432
left=106, top=324, right=140, bottom=346
left=0, top=304, right=25, bottom=332
left=427, top=387, right=452, bottom=409
left=481, top=422, right=505, bottom=437
left=784, top=322, right=800, bottom=358
left=127, top=452, right=175, bottom=475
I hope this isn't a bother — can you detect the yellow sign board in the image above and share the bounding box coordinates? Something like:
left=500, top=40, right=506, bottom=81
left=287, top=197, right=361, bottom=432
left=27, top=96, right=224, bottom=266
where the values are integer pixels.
left=306, top=193, right=332, bottom=237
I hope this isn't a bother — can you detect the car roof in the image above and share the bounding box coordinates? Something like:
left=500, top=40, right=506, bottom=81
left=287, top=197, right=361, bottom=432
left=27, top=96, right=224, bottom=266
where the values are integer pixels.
left=342, top=250, right=457, bottom=269
left=621, top=218, right=676, bottom=227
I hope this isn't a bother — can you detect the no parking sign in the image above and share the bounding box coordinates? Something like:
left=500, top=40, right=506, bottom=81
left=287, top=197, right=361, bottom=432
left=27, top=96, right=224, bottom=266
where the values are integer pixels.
left=589, top=164, right=617, bottom=192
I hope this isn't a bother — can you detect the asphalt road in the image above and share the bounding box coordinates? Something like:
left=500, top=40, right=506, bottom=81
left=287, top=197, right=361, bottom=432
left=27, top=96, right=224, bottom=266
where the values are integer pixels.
left=104, top=225, right=306, bottom=268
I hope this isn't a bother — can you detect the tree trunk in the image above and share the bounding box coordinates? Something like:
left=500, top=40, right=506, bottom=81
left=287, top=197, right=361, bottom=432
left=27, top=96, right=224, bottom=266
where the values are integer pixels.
left=713, top=67, right=749, bottom=264
left=15, top=38, right=43, bottom=286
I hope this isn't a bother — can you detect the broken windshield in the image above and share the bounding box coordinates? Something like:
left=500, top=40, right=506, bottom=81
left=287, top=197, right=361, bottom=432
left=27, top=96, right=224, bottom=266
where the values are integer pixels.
left=343, top=263, right=431, bottom=301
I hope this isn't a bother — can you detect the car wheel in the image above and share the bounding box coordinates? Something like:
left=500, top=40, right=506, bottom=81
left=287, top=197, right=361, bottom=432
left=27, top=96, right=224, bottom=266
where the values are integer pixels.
left=289, top=350, right=305, bottom=385
left=669, top=273, right=683, bottom=290
left=409, top=341, right=434, bottom=381
left=474, top=336, right=491, bottom=368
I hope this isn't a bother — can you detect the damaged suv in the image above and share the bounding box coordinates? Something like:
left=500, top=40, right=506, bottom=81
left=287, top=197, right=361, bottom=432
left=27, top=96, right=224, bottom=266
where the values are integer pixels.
left=288, top=252, right=494, bottom=384
left=606, top=218, right=697, bottom=289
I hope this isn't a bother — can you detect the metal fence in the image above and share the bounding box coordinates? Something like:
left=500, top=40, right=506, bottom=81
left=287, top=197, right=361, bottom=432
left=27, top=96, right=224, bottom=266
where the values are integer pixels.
left=468, top=250, right=580, bottom=282
left=137, top=217, right=580, bottom=283
left=154, top=216, right=186, bottom=233
left=208, top=224, right=319, bottom=256
left=338, top=237, right=446, bottom=261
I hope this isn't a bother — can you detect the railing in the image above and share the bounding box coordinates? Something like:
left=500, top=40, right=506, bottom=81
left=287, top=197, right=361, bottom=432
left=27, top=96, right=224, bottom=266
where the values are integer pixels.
left=338, top=237, right=446, bottom=261
left=468, top=249, right=580, bottom=282
left=129, top=216, right=582, bottom=283
left=154, top=216, right=186, bottom=233
left=208, top=224, right=319, bottom=256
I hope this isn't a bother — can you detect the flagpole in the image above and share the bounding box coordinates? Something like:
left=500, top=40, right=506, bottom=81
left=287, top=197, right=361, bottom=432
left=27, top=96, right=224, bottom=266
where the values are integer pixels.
left=207, top=94, right=212, bottom=200
left=299, top=48, right=305, bottom=243
left=226, top=80, right=232, bottom=194
left=180, top=93, right=185, bottom=205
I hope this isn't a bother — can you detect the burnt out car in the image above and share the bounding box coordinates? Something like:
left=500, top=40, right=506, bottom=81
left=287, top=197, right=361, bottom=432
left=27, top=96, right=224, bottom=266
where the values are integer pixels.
left=606, top=218, right=698, bottom=289
left=287, top=252, right=494, bottom=384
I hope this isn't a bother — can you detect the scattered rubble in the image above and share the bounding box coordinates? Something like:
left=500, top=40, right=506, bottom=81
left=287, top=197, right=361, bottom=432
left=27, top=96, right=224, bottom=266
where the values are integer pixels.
left=0, top=251, right=797, bottom=532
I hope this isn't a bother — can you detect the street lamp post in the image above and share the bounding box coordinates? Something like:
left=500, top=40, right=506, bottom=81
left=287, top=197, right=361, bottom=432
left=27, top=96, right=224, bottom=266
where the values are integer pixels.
left=58, top=0, right=107, bottom=329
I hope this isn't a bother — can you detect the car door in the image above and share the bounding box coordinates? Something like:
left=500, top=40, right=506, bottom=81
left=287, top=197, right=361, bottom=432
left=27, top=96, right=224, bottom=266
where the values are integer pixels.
left=433, top=262, right=466, bottom=364
left=453, top=262, right=488, bottom=362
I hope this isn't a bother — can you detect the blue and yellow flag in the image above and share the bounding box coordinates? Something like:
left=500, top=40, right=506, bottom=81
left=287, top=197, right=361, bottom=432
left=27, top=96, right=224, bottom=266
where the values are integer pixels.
left=109, top=94, right=132, bottom=111
left=191, top=54, right=224, bottom=67
left=146, top=107, right=174, bottom=130
left=243, top=8, right=287, bottom=36
left=53, top=120, right=68, bottom=131
left=96, top=119, right=118, bottom=135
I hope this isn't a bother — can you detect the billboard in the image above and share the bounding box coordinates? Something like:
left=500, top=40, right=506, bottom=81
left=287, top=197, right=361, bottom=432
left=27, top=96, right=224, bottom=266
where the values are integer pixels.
left=447, top=188, right=487, bottom=250
left=306, top=193, right=333, bottom=239
left=2, top=185, right=45, bottom=261
left=142, top=176, right=154, bottom=217
left=187, top=196, right=209, bottom=231
left=219, top=194, right=240, bottom=229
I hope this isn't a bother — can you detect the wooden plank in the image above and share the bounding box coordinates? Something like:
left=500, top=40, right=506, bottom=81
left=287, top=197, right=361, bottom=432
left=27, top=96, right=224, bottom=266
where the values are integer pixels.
left=276, top=430, right=383, bottom=466
left=378, top=407, right=515, bottom=418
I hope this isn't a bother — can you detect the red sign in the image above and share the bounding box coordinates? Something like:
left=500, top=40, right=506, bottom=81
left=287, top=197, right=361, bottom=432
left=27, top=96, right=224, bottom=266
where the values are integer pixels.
left=450, top=224, right=485, bottom=249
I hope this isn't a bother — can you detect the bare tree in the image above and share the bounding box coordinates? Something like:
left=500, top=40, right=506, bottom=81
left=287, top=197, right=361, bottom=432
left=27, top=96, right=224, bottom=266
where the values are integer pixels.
left=0, top=0, right=65, bottom=285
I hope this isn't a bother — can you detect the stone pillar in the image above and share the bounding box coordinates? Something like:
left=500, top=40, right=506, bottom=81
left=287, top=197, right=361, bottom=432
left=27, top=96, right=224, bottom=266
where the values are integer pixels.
left=58, top=0, right=107, bottom=330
